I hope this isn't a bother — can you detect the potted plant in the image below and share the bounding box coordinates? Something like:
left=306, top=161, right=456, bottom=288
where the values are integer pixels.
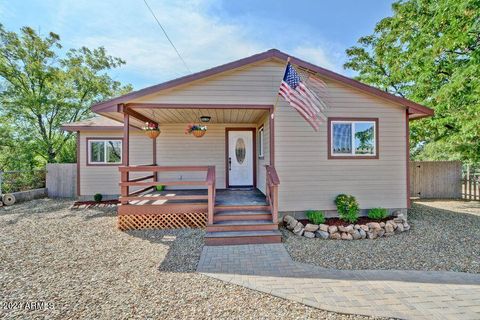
left=185, top=123, right=207, bottom=138
left=143, top=122, right=160, bottom=139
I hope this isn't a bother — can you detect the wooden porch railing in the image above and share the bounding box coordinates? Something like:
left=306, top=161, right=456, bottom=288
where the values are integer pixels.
left=118, top=165, right=216, bottom=224
left=265, top=165, right=280, bottom=224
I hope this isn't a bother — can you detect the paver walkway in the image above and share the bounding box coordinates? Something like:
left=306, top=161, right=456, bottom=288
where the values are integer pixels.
left=197, top=244, right=480, bottom=320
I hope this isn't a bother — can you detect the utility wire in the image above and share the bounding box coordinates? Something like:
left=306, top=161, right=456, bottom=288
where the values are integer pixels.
left=142, top=0, right=191, bottom=73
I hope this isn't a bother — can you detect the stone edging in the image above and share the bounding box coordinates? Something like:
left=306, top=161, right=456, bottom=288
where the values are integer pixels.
left=283, top=214, right=410, bottom=240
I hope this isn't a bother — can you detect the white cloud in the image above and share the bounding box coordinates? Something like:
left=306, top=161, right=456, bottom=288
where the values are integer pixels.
left=14, top=0, right=347, bottom=87
left=291, top=45, right=341, bottom=72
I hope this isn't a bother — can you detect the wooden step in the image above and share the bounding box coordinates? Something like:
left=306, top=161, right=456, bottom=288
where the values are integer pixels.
left=206, top=220, right=277, bottom=232
left=204, top=230, right=282, bottom=246
left=214, top=205, right=270, bottom=212
left=214, top=210, right=272, bottom=222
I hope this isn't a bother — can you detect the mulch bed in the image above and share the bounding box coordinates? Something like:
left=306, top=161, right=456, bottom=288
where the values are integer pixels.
left=297, top=216, right=391, bottom=227
left=71, top=200, right=119, bottom=209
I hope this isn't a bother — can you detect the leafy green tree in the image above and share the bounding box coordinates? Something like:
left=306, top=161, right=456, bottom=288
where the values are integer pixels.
left=0, top=25, right=132, bottom=166
left=344, top=0, right=480, bottom=163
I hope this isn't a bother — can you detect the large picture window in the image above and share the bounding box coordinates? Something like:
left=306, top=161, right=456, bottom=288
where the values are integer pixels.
left=88, top=139, right=122, bottom=165
left=328, top=118, right=378, bottom=159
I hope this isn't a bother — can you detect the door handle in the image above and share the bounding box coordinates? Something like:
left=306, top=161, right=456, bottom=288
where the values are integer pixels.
left=228, top=157, right=232, bottom=171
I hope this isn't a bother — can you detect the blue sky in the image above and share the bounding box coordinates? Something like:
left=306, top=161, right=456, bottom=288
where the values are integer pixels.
left=0, top=0, right=394, bottom=89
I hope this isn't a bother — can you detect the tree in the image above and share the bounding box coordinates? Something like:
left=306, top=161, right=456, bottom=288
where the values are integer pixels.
left=0, top=25, right=132, bottom=166
left=344, top=0, right=480, bottom=163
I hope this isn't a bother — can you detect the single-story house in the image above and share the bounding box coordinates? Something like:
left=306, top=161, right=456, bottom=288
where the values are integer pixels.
left=62, top=49, right=433, bottom=245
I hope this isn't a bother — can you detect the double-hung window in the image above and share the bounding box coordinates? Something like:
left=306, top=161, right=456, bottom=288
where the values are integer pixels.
left=88, top=139, right=123, bottom=165
left=329, top=118, right=378, bottom=158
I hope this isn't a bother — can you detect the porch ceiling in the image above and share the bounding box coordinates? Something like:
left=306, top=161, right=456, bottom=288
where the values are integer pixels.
left=130, top=107, right=268, bottom=124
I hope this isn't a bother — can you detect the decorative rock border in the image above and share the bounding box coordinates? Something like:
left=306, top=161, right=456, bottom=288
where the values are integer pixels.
left=283, top=214, right=410, bottom=240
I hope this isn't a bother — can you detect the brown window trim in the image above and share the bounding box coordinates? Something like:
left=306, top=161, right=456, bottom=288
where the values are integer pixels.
left=258, top=125, right=265, bottom=159
left=327, top=117, right=379, bottom=160
left=86, top=137, right=124, bottom=166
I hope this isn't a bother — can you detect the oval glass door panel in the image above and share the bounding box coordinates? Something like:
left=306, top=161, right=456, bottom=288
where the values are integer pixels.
left=235, top=138, right=246, bottom=164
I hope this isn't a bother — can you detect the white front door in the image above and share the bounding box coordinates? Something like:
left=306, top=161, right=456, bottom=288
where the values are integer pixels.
left=228, top=130, right=254, bottom=186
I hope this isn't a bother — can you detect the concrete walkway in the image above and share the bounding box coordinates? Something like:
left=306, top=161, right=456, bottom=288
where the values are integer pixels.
left=197, top=244, right=480, bottom=320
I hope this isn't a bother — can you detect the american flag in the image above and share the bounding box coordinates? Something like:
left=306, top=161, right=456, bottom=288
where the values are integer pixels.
left=278, top=63, right=328, bottom=131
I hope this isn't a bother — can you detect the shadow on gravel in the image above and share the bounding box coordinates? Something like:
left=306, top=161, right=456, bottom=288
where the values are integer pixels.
left=126, top=228, right=205, bottom=273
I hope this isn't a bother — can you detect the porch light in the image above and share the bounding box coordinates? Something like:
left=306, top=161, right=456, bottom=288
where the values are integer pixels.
left=200, top=116, right=211, bottom=123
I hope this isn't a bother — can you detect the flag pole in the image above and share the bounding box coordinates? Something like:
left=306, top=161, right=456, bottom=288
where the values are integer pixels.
left=272, top=57, right=291, bottom=119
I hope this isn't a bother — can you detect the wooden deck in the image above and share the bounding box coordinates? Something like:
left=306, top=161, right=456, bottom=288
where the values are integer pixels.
left=117, top=165, right=280, bottom=245
left=126, top=188, right=268, bottom=206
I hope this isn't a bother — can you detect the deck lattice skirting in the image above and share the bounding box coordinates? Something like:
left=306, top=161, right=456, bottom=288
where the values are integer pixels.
left=117, top=165, right=215, bottom=231
left=118, top=211, right=207, bottom=230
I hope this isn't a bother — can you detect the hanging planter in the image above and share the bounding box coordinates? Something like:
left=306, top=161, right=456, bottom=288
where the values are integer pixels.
left=185, top=124, right=207, bottom=138
left=143, top=122, right=160, bottom=139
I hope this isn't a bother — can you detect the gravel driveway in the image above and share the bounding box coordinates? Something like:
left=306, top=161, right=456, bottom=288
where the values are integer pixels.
left=1, top=199, right=381, bottom=319
left=283, top=201, right=480, bottom=273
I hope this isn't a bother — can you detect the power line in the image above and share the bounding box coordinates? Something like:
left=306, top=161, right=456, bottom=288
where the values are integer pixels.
left=142, top=0, right=191, bottom=73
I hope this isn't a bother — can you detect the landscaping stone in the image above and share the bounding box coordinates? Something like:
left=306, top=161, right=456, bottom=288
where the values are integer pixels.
left=283, top=215, right=295, bottom=224
left=328, top=225, right=338, bottom=234
left=341, top=232, right=353, bottom=240
left=367, top=222, right=381, bottom=230
left=283, top=202, right=480, bottom=273
left=293, top=223, right=304, bottom=236
left=352, top=230, right=362, bottom=240
left=315, top=230, right=329, bottom=239
left=359, top=229, right=367, bottom=239
left=396, top=223, right=404, bottom=233
left=377, top=229, right=385, bottom=237
left=287, top=221, right=297, bottom=230
left=330, top=232, right=341, bottom=240
left=303, top=231, right=315, bottom=238
left=385, top=224, right=394, bottom=233
left=304, top=224, right=319, bottom=232
left=367, top=231, right=377, bottom=239
left=345, top=225, right=354, bottom=234
left=318, top=224, right=329, bottom=232
left=284, top=213, right=412, bottom=242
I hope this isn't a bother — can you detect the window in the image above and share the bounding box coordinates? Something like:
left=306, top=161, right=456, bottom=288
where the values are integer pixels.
left=258, top=126, right=264, bottom=158
left=88, top=139, right=122, bottom=164
left=329, top=119, right=378, bottom=158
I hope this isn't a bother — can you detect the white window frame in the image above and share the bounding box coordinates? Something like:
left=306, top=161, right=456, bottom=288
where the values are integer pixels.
left=88, top=139, right=123, bottom=165
left=258, top=126, right=264, bottom=158
left=330, top=120, right=377, bottom=157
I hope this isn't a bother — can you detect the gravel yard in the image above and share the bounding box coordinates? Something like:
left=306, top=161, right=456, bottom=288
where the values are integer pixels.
left=0, top=199, right=382, bottom=319
left=283, top=201, right=480, bottom=273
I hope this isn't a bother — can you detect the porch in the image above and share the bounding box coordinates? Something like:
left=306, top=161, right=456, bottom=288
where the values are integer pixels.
left=117, top=165, right=280, bottom=245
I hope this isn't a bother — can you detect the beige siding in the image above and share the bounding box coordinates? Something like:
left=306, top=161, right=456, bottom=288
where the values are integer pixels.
left=79, top=130, right=153, bottom=196
left=131, top=61, right=280, bottom=105
left=275, top=81, right=407, bottom=211
left=256, top=114, right=271, bottom=194
left=83, top=59, right=408, bottom=210
left=154, top=123, right=258, bottom=189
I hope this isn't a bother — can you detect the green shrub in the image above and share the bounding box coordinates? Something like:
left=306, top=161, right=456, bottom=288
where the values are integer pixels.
left=368, top=208, right=388, bottom=220
left=156, top=185, right=165, bottom=191
left=305, top=210, right=326, bottom=225
left=93, top=193, right=103, bottom=202
left=335, top=194, right=359, bottom=223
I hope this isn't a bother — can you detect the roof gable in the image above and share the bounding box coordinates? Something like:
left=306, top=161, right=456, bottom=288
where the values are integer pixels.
left=92, top=49, right=433, bottom=119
